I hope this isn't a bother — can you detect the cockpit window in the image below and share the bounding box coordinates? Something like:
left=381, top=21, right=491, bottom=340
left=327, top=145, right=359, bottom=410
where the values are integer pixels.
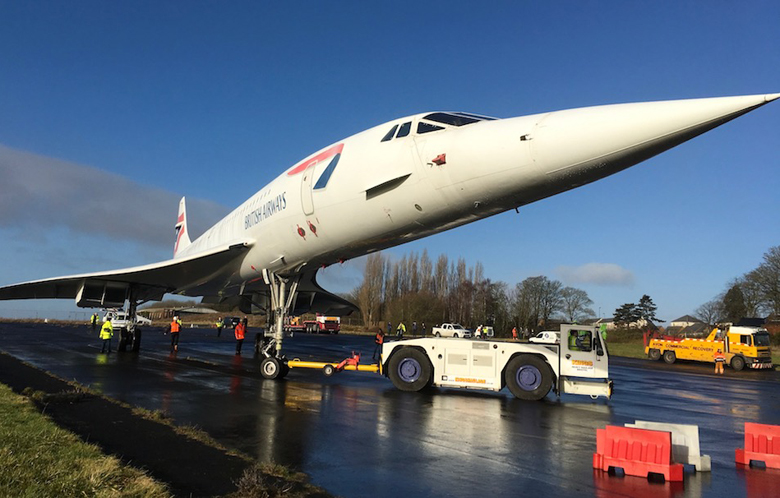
left=417, top=122, right=445, bottom=134
left=423, top=112, right=491, bottom=126
left=381, top=124, right=398, bottom=142
left=453, top=112, right=497, bottom=121
left=396, top=121, right=411, bottom=138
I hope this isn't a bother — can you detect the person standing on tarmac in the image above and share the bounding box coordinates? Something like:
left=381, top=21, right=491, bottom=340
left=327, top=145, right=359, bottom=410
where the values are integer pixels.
left=373, top=327, right=385, bottom=360
left=512, top=326, right=518, bottom=341
left=714, top=343, right=726, bottom=375
left=234, top=317, right=247, bottom=355
left=396, top=322, right=406, bottom=339
left=170, top=316, right=181, bottom=352
left=100, top=318, right=113, bottom=353
left=90, top=313, right=99, bottom=334
left=216, top=317, right=224, bottom=337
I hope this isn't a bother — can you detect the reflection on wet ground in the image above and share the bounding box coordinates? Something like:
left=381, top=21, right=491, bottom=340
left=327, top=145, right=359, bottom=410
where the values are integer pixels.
left=2, top=323, right=779, bottom=497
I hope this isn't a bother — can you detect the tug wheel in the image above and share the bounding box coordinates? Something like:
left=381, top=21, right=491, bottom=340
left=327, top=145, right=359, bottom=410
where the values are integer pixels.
left=388, top=348, right=432, bottom=392
left=505, top=355, right=553, bottom=401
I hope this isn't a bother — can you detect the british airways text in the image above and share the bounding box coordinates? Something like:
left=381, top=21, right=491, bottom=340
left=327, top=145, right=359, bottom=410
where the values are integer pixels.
left=245, top=192, right=287, bottom=229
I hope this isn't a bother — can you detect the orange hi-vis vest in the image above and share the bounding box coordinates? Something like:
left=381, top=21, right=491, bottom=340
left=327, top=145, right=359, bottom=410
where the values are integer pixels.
left=235, top=323, right=245, bottom=340
left=714, top=349, right=726, bottom=361
left=170, top=320, right=181, bottom=333
left=375, top=331, right=384, bottom=345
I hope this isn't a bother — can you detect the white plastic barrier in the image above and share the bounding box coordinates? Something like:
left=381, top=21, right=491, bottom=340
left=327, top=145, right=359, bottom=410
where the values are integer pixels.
left=625, top=420, right=711, bottom=472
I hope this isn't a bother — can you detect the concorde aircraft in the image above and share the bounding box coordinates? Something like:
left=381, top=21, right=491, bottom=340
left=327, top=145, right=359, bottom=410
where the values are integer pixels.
left=1, top=93, right=778, bottom=378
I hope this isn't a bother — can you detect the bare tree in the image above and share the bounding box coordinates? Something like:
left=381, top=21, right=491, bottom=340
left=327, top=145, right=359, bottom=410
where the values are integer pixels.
left=538, top=277, right=563, bottom=327
left=513, top=276, right=564, bottom=333
left=695, top=299, right=722, bottom=325
left=751, top=245, right=780, bottom=315
left=419, top=249, right=433, bottom=294
left=734, top=275, right=765, bottom=317
left=434, top=254, right=449, bottom=300
left=560, top=287, right=595, bottom=322
left=355, top=253, right=385, bottom=327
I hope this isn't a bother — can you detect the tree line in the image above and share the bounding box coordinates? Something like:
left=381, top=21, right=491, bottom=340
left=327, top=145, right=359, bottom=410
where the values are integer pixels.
left=612, top=294, right=659, bottom=327
left=695, top=245, right=780, bottom=324
left=350, top=251, right=595, bottom=336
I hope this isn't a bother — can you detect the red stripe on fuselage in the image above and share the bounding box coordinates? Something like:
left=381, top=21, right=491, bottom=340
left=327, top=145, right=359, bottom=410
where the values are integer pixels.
left=287, top=143, right=344, bottom=176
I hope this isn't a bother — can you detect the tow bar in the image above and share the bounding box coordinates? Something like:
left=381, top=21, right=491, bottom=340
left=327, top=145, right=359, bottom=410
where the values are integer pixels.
left=288, top=351, right=380, bottom=376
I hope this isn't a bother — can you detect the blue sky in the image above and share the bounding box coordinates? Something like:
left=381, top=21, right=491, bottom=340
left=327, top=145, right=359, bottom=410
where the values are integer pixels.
left=1, top=1, right=778, bottom=322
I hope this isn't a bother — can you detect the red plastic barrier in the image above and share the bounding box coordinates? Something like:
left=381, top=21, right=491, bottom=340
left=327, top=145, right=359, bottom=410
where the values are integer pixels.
left=593, top=425, right=683, bottom=482
left=736, top=422, right=780, bottom=469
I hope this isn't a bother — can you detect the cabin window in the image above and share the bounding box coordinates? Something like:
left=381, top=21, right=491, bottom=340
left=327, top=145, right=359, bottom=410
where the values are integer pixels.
left=568, top=330, right=592, bottom=352
left=381, top=125, right=398, bottom=142
left=396, top=121, right=411, bottom=138
left=417, top=122, right=445, bottom=134
left=740, top=335, right=752, bottom=345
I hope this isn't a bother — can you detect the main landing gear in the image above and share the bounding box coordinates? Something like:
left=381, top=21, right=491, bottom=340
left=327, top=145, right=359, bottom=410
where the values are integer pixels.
left=117, top=286, right=143, bottom=352
left=258, top=271, right=300, bottom=380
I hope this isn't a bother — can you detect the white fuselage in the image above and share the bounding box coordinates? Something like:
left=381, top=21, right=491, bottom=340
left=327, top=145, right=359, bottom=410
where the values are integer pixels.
left=1, top=94, right=777, bottom=310
left=176, top=94, right=779, bottom=287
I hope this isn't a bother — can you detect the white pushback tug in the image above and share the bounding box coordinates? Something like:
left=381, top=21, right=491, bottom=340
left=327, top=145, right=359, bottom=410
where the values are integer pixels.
left=380, top=324, right=612, bottom=400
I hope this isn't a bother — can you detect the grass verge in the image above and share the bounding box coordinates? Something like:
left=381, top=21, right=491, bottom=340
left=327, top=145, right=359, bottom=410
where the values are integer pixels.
left=0, top=383, right=170, bottom=497
left=606, top=342, right=647, bottom=359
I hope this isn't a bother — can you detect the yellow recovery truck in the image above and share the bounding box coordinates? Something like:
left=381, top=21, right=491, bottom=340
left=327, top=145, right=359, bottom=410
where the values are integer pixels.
left=645, top=324, right=773, bottom=371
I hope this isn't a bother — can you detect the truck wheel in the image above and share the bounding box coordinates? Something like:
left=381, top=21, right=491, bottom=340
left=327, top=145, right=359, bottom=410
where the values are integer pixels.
left=260, top=357, right=284, bottom=380
left=505, top=355, right=553, bottom=401
left=453, top=333, right=459, bottom=338
left=323, top=364, right=335, bottom=376
left=663, top=350, right=676, bottom=364
left=731, top=355, right=745, bottom=371
left=648, top=349, right=661, bottom=361
left=388, top=348, right=432, bottom=392
left=434, top=332, right=441, bottom=337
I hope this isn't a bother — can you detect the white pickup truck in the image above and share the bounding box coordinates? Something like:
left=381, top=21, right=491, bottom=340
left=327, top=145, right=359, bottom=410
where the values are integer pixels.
left=432, top=323, right=471, bottom=338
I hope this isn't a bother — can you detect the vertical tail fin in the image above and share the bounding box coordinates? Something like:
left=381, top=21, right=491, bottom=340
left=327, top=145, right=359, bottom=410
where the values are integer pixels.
left=174, top=197, right=192, bottom=258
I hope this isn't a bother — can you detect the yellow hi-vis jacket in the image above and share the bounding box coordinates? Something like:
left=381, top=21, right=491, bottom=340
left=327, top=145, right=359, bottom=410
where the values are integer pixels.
left=100, top=321, right=113, bottom=339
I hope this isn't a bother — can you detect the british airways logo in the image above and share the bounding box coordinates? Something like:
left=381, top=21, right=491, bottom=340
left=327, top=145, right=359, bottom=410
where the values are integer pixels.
left=287, top=143, right=344, bottom=190
left=245, top=192, right=287, bottom=229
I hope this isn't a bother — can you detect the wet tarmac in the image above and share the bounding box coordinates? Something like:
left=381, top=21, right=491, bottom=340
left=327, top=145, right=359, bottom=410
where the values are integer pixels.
left=2, top=322, right=780, bottom=498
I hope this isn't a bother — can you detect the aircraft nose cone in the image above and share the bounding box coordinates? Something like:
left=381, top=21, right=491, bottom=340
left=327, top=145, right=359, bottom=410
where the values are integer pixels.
left=531, top=93, right=780, bottom=192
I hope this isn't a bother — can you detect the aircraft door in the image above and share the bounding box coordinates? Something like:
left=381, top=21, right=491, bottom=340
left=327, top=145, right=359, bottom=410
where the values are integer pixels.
left=300, top=163, right=317, bottom=215
left=413, top=135, right=449, bottom=191
left=560, top=327, right=608, bottom=379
